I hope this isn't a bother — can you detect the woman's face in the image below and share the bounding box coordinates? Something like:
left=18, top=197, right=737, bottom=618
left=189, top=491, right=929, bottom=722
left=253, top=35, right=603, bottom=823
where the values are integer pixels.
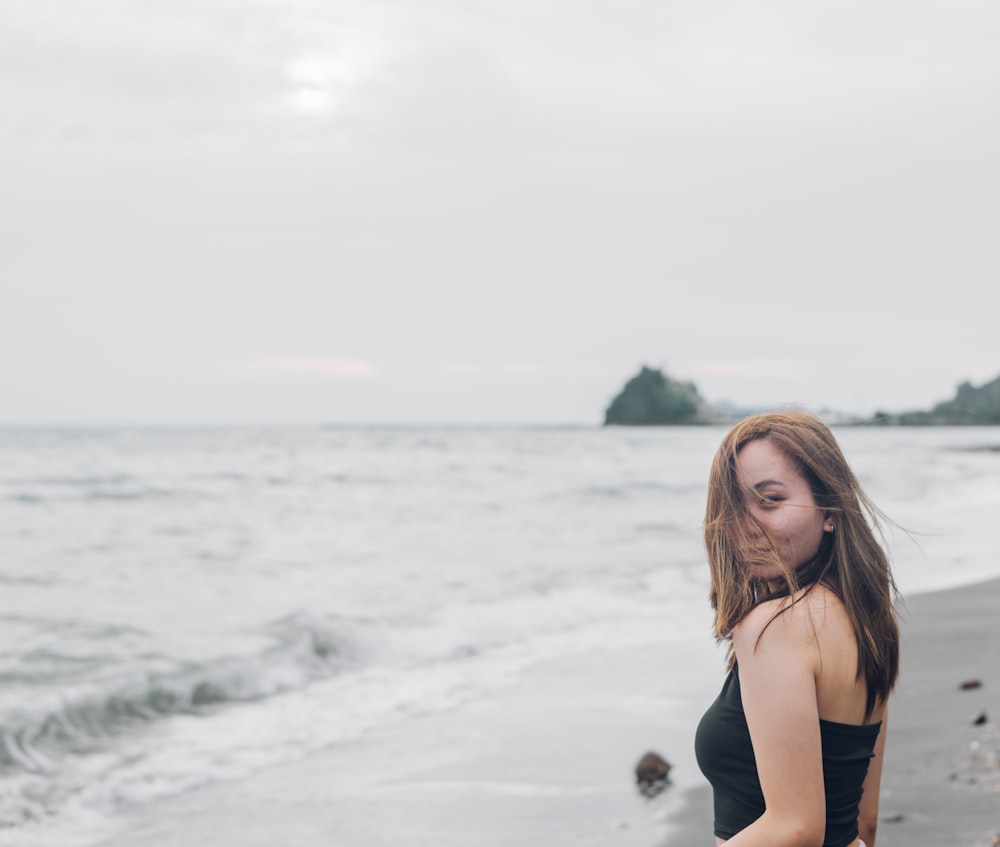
left=735, top=438, right=833, bottom=581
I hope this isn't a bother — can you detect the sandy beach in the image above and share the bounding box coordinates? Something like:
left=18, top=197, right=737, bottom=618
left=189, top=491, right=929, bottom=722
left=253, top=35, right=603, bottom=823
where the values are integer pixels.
left=94, top=577, right=999, bottom=847
left=875, top=579, right=1000, bottom=847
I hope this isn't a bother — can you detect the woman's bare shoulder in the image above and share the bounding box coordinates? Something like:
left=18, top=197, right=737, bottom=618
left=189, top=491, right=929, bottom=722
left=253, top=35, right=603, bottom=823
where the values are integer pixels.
left=800, top=582, right=854, bottom=638
left=732, top=586, right=839, bottom=657
left=732, top=595, right=785, bottom=643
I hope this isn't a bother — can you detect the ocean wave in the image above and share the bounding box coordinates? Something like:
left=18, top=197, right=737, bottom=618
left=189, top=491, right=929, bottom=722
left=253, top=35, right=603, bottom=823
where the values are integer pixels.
left=0, top=616, right=346, bottom=778
left=0, top=473, right=219, bottom=505
left=2, top=487, right=209, bottom=506
left=550, top=480, right=704, bottom=502
left=949, top=443, right=1000, bottom=453
left=5, top=494, right=45, bottom=505
left=82, top=488, right=193, bottom=502
left=1, top=475, right=136, bottom=488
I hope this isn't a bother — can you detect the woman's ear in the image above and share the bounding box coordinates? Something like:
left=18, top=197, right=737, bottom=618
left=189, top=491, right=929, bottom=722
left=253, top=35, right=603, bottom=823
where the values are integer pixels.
left=823, top=515, right=835, bottom=533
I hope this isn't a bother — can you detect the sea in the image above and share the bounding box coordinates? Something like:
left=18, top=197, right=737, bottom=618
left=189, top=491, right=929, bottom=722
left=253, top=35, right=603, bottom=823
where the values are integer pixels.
left=1, top=424, right=998, bottom=846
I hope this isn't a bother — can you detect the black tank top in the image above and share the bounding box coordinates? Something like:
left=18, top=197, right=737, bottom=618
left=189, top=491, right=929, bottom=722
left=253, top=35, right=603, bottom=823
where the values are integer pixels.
left=694, top=665, right=880, bottom=847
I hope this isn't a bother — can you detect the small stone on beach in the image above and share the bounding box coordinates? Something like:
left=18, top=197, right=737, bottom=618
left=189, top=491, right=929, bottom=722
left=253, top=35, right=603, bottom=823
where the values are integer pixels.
left=634, top=751, right=671, bottom=797
left=635, top=751, right=671, bottom=782
left=972, top=712, right=988, bottom=726
left=960, top=678, right=983, bottom=690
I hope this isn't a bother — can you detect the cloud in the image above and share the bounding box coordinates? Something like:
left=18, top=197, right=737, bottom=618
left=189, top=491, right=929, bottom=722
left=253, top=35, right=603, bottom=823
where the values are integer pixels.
left=238, top=358, right=380, bottom=379
left=692, top=362, right=805, bottom=380
left=4, top=1, right=1000, bottom=423
left=0, top=0, right=407, bottom=143
left=283, top=35, right=392, bottom=116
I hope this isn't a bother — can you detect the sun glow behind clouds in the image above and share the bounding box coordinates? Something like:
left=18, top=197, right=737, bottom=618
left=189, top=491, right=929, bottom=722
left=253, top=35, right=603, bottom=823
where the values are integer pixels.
left=283, top=36, right=389, bottom=115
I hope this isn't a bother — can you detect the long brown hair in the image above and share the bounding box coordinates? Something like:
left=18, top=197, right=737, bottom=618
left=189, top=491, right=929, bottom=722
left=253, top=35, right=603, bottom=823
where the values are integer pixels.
left=704, top=411, right=899, bottom=718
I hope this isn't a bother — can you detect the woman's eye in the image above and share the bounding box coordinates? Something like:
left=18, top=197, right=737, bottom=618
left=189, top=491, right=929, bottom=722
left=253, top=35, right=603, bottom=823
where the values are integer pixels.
left=759, top=494, right=782, bottom=506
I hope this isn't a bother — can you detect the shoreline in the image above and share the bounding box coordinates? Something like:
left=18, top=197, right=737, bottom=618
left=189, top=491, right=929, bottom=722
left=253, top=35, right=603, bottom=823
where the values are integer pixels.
left=87, top=576, right=1000, bottom=847
left=90, top=630, right=725, bottom=847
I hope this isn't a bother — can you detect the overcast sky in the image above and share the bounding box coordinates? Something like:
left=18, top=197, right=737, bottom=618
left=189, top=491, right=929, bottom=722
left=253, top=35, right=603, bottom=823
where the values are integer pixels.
left=3, top=1, right=998, bottom=424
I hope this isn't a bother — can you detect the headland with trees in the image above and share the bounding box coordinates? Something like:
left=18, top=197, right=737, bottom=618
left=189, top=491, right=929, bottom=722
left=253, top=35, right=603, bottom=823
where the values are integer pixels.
left=604, top=366, right=1000, bottom=426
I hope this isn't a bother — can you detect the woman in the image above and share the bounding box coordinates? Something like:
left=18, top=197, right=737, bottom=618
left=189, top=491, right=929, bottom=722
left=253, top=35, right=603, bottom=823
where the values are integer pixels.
left=695, top=412, right=899, bottom=847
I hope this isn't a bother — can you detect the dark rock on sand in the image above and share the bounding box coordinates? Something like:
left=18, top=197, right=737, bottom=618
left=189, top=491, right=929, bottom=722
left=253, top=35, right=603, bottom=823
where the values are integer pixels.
left=959, top=678, right=983, bottom=690
left=635, top=750, right=671, bottom=797
left=972, top=711, right=988, bottom=726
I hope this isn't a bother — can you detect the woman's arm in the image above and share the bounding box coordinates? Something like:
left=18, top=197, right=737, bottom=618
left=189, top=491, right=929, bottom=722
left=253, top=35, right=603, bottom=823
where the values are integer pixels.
left=722, top=600, right=827, bottom=847
left=857, top=706, right=888, bottom=847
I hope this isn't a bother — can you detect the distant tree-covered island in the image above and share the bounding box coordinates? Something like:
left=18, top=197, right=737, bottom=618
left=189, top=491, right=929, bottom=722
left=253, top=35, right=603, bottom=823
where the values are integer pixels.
left=604, top=365, right=1000, bottom=427
left=604, top=366, right=716, bottom=425
left=870, top=374, right=1000, bottom=425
